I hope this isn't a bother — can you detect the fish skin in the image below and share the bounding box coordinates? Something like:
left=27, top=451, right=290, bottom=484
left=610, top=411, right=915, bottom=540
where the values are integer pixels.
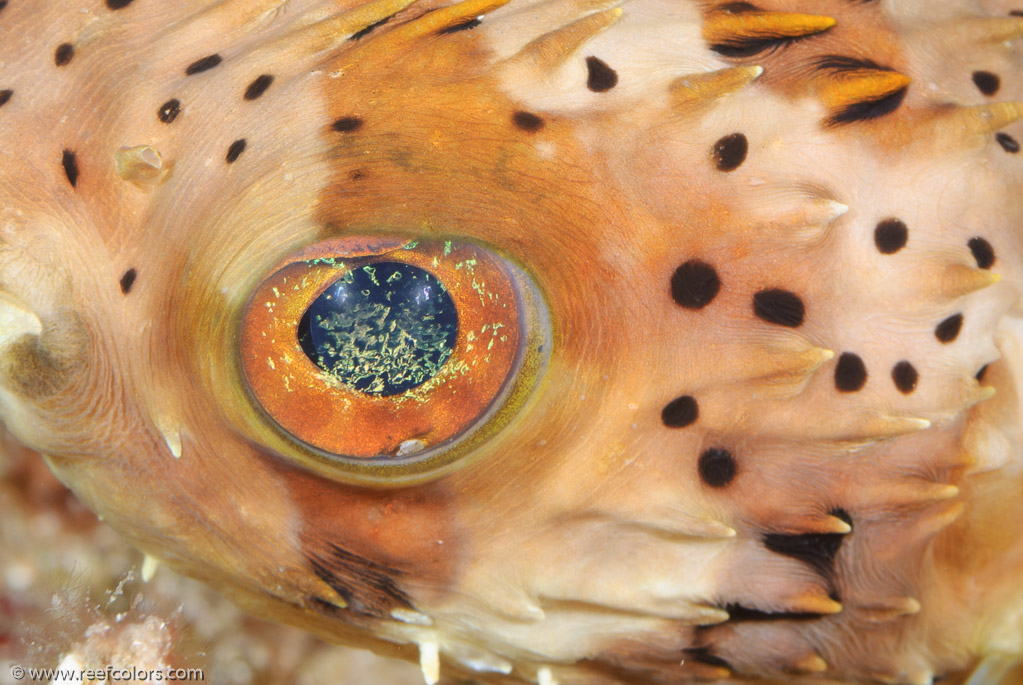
left=2, top=0, right=1023, bottom=683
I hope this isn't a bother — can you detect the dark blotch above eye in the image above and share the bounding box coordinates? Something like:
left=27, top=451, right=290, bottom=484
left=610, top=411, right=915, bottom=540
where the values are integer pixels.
left=996, top=132, right=1020, bottom=154
left=671, top=260, right=720, bottom=310
left=158, top=98, right=181, bottom=123
left=968, top=236, right=996, bottom=269
left=699, top=448, right=736, bottom=488
left=119, top=268, right=137, bottom=295
left=106, top=0, right=136, bottom=8
left=0, top=1, right=7, bottom=13
left=512, top=111, right=544, bottom=132
left=712, top=133, right=748, bottom=172
left=244, top=74, right=274, bottom=100
left=54, top=43, right=74, bottom=67
left=585, top=56, right=618, bottom=92
left=972, top=71, right=1001, bottom=96
left=935, top=313, right=963, bottom=343
left=185, top=54, right=223, bottom=76
left=874, top=218, right=908, bottom=254
left=892, top=361, right=918, bottom=394
left=0, top=90, right=11, bottom=108
left=61, top=149, right=78, bottom=187
left=662, top=395, right=698, bottom=428
left=298, top=262, right=458, bottom=396
left=753, top=289, right=805, bottom=327
left=835, top=352, right=867, bottom=392
left=226, top=138, right=246, bottom=163
left=332, top=116, right=364, bottom=133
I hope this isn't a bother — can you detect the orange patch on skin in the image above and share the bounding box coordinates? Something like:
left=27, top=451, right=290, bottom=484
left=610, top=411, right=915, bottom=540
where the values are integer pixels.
left=275, top=456, right=459, bottom=613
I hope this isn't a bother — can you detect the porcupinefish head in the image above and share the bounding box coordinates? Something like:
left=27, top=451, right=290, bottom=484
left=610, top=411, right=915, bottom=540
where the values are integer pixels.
left=3, top=0, right=1023, bottom=682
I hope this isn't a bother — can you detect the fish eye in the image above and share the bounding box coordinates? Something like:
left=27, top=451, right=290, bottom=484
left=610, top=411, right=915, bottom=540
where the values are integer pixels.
left=239, top=235, right=549, bottom=485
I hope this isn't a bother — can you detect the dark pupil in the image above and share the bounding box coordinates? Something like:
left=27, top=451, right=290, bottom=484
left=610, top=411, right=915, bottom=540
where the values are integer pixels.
left=298, top=261, right=458, bottom=396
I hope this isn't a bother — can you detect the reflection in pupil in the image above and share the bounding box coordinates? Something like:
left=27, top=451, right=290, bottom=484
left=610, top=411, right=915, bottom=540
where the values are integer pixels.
left=297, top=261, right=458, bottom=396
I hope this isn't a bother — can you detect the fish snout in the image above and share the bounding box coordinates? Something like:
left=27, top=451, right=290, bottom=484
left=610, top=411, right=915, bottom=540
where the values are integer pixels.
left=0, top=243, right=93, bottom=454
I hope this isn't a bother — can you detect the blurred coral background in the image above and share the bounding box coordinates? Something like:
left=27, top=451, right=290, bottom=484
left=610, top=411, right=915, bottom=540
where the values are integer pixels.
left=0, top=426, right=424, bottom=685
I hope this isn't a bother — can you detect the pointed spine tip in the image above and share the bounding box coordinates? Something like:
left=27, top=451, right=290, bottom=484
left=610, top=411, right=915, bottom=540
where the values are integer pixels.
left=509, top=6, right=624, bottom=71
left=793, top=593, right=843, bottom=615
left=669, top=65, right=763, bottom=112
left=141, top=554, right=159, bottom=582
left=794, top=655, right=829, bottom=674
left=940, top=264, right=1001, bottom=299
left=938, top=102, right=1023, bottom=142
left=537, top=666, right=556, bottom=685
left=705, top=10, right=836, bottom=41
left=820, top=69, right=911, bottom=114
left=419, top=641, right=440, bottom=685
left=156, top=416, right=182, bottom=458
left=825, top=515, right=853, bottom=534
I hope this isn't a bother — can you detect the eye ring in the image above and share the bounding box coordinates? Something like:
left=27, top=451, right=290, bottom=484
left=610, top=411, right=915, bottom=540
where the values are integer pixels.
left=238, top=234, right=550, bottom=485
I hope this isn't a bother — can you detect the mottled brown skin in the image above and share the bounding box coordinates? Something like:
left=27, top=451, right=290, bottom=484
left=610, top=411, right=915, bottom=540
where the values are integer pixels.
left=3, top=0, right=1023, bottom=683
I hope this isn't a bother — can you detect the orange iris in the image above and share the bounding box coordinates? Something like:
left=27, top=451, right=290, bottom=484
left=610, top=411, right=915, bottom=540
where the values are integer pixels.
left=240, top=235, right=537, bottom=470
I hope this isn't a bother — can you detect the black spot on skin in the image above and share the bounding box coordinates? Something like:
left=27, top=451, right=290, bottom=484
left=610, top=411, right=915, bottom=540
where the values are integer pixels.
left=724, top=604, right=822, bottom=621
left=968, top=236, right=996, bottom=269
left=662, top=395, right=698, bottom=429
left=512, top=111, right=544, bottom=132
left=0, top=1, right=7, bottom=12
left=935, top=313, right=963, bottom=343
left=835, top=352, right=867, bottom=392
left=976, top=364, right=990, bottom=382
left=683, top=648, right=731, bottom=670
left=585, top=56, right=618, bottom=92
left=712, top=133, right=748, bottom=172
left=972, top=71, right=1001, bottom=96
left=158, top=98, right=181, bottom=124
left=185, top=54, right=223, bottom=76
left=54, top=43, right=74, bottom=67
left=1012, top=10, right=1023, bottom=17
left=437, top=17, right=481, bottom=34
left=763, top=530, right=846, bottom=578
left=892, top=361, right=918, bottom=394
left=0, top=90, right=11, bottom=108
left=119, top=269, right=137, bottom=295
left=106, top=0, right=136, bottom=8
left=61, top=149, right=78, bottom=187
left=225, top=139, right=246, bottom=163
left=350, top=170, right=366, bottom=181
left=996, top=132, right=1020, bottom=154
left=671, top=260, right=720, bottom=310
left=350, top=16, right=389, bottom=40
left=244, top=74, right=274, bottom=100
left=699, top=448, right=736, bottom=488
left=332, top=116, right=363, bottom=133
left=874, top=218, right=908, bottom=254
left=753, top=289, right=805, bottom=328
left=827, top=86, right=908, bottom=126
